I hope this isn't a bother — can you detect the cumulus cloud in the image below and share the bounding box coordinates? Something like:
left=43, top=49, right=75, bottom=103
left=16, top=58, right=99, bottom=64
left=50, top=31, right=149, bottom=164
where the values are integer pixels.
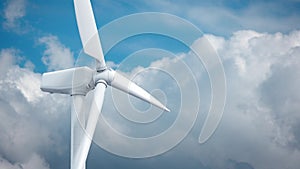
left=89, top=30, right=300, bottom=169
left=0, top=48, right=19, bottom=77
left=1, top=29, right=300, bottom=169
left=260, top=47, right=300, bottom=148
left=39, top=35, right=74, bottom=71
left=0, top=154, right=50, bottom=169
left=2, top=0, right=29, bottom=33
left=192, top=30, right=300, bottom=169
left=0, top=48, right=71, bottom=169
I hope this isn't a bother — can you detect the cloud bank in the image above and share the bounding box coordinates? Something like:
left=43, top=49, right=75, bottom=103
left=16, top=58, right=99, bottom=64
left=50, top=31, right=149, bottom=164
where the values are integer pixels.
left=92, top=30, right=300, bottom=169
left=0, top=48, right=70, bottom=169
left=0, top=29, right=300, bottom=169
left=192, top=30, right=300, bottom=169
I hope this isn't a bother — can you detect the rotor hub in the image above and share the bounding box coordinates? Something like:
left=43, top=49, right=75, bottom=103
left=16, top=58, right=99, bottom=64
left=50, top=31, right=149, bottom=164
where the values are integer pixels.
left=93, top=68, right=115, bottom=86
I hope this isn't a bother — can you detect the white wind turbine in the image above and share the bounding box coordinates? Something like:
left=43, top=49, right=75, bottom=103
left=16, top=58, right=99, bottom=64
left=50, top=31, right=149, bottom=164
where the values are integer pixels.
left=40, top=0, right=170, bottom=169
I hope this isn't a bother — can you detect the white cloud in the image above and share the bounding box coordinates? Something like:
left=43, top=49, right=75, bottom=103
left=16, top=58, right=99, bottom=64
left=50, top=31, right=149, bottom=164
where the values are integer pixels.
left=1, top=29, right=300, bottom=169
left=0, top=48, right=43, bottom=103
left=0, top=154, right=49, bottom=169
left=39, top=35, right=74, bottom=71
left=14, top=69, right=43, bottom=103
left=0, top=156, right=22, bottom=169
left=141, top=0, right=300, bottom=35
left=0, top=48, right=71, bottom=168
left=21, top=154, right=50, bottom=169
left=193, top=30, right=300, bottom=169
left=106, top=61, right=119, bottom=69
left=0, top=48, right=19, bottom=77
left=260, top=48, right=300, bottom=148
left=90, top=30, right=300, bottom=168
left=2, top=0, right=28, bottom=33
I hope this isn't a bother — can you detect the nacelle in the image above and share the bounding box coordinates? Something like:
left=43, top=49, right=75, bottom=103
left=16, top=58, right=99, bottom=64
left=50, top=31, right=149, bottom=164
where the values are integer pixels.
left=40, top=67, right=94, bottom=95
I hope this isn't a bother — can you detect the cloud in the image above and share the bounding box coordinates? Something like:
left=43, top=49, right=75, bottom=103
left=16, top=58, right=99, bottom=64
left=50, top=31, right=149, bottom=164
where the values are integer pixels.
left=39, top=35, right=74, bottom=71
left=138, top=0, right=300, bottom=35
left=2, top=0, right=29, bottom=33
left=1, top=29, right=300, bottom=169
left=0, top=48, right=71, bottom=169
left=260, top=47, right=300, bottom=149
left=0, top=154, right=50, bottom=169
left=192, top=30, right=300, bottom=169
left=88, top=30, right=300, bottom=169
left=0, top=48, right=20, bottom=77
left=21, top=154, right=50, bottom=169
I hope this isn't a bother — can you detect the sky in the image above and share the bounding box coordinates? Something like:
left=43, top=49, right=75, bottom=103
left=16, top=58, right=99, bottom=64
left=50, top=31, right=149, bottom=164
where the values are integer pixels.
left=1, top=0, right=300, bottom=169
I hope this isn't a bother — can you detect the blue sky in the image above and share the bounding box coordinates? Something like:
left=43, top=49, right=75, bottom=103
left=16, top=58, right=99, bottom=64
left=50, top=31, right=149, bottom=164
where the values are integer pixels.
left=1, top=0, right=300, bottom=169
left=1, top=0, right=300, bottom=72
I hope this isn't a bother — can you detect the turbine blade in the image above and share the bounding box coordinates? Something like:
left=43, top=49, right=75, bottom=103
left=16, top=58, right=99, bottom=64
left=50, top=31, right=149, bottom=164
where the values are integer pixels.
left=71, top=83, right=106, bottom=169
left=74, top=0, right=106, bottom=68
left=110, top=71, right=170, bottom=112
left=71, top=95, right=86, bottom=169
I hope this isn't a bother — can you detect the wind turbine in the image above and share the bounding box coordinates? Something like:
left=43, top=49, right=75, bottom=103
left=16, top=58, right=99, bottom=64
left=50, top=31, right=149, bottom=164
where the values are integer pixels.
left=40, top=0, right=170, bottom=169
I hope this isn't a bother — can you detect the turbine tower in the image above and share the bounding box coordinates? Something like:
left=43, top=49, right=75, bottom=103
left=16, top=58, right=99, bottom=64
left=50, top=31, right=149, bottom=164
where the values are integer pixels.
left=40, top=1, right=170, bottom=169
